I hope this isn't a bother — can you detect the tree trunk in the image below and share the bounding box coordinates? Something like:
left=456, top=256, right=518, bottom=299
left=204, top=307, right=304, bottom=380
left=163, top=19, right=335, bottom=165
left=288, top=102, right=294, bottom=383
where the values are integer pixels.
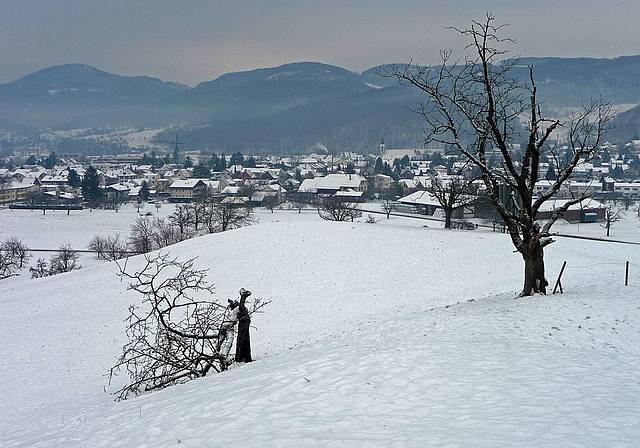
left=444, top=208, right=452, bottom=229
left=521, top=242, right=548, bottom=296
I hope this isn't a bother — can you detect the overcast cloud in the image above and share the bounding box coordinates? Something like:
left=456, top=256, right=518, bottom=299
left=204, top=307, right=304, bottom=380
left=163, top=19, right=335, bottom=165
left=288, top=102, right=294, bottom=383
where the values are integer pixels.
left=2, top=0, right=639, bottom=86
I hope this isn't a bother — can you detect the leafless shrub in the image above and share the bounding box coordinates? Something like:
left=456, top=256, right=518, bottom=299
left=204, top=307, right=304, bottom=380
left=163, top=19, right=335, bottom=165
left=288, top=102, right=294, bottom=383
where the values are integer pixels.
left=88, top=235, right=108, bottom=259
left=318, top=197, right=362, bottom=222
left=30, top=258, right=49, bottom=278
left=49, top=244, right=80, bottom=274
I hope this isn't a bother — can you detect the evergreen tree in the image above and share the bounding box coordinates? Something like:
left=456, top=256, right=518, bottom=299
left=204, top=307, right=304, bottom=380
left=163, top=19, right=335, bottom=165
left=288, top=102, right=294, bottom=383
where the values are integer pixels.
left=43, top=152, right=57, bottom=169
left=345, top=162, right=356, bottom=174
left=209, top=154, right=221, bottom=171
left=245, top=156, right=257, bottom=168
left=545, top=163, right=556, bottom=180
left=81, top=166, right=102, bottom=203
left=230, top=152, right=245, bottom=166
left=139, top=181, right=151, bottom=201
left=192, top=163, right=211, bottom=178
left=67, top=169, right=81, bottom=187
left=374, top=157, right=384, bottom=174
left=431, top=152, right=444, bottom=167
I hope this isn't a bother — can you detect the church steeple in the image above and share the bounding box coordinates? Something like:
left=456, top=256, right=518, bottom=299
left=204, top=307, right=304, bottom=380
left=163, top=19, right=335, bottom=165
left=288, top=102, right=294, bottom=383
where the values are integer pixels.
left=379, top=136, right=386, bottom=156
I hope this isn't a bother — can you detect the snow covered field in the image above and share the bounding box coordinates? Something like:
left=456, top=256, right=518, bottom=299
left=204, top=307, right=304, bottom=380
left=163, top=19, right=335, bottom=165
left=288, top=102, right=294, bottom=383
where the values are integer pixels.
left=1, top=205, right=639, bottom=447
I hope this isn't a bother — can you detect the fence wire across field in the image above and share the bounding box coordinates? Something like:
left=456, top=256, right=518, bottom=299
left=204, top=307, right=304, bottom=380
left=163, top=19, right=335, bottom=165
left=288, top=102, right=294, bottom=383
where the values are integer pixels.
left=552, top=260, right=637, bottom=292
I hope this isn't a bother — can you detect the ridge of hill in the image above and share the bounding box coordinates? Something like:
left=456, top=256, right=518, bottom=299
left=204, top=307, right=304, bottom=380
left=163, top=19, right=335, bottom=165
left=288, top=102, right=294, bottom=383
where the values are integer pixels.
left=3, top=57, right=640, bottom=151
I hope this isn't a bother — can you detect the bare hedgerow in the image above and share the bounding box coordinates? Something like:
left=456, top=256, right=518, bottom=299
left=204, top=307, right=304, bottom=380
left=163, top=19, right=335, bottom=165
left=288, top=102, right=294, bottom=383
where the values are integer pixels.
left=108, top=253, right=268, bottom=400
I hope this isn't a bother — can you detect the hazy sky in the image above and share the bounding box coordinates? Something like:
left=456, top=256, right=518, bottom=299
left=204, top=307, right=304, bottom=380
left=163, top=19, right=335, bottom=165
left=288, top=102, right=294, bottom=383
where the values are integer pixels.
left=2, top=0, right=639, bottom=86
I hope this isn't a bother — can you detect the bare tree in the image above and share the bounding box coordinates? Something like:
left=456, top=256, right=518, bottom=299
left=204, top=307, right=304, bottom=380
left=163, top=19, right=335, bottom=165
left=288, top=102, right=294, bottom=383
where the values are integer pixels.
left=152, top=217, right=189, bottom=248
left=104, top=234, right=130, bottom=261
left=169, top=204, right=194, bottom=237
left=425, top=173, right=475, bottom=229
left=214, top=200, right=256, bottom=232
left=134, top=199, right=144, bottom=214
left=318, top=197, right=362, bottom=222
left=263, top=194, right=278, bottom=213
left=201, top=199, right=219, bottom=234
left=387, top=14, right=614, bottom=295
left=381, top=199, right=395, bottom=219
left=88, top=235, right=108, bottom=259
left=49, top=244, right=80, bottom=274
left=109, top=253, right=268, bottom=400
left=2, top=237, right=31, bottom=269
left=289, top=192, right=311, bottom=213
left=601, top=201, right=624, bottom=236
left=189, top=201, right=207, bottom=232
left=0, top=248, right=19, bottom=279
left=129, top=217, right=156, bottom=255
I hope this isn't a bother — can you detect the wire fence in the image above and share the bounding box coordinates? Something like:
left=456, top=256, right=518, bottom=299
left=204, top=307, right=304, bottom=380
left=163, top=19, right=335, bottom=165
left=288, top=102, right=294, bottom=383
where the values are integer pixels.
left=553, top=260, right=637, bottom=292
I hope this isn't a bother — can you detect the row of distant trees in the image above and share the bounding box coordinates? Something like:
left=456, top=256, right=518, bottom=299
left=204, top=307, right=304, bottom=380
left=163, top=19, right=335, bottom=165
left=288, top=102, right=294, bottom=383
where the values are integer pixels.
left=89, top=197, right=255, bottom=261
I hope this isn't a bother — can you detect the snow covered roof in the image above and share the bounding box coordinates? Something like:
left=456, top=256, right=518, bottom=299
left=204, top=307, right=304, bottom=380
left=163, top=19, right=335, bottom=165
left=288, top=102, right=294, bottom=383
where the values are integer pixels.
left=203, top=180, right=221, bottom=191
left=536, top=199, right=604, bottom=213
left=334, top=189, right=363, bottom=198
left=299, top=174, right=366, bottom=193
left=3, top=178, right=38, bottom=190
left=40, top=175, right=68, bottom=184
left=169, top=179, right=206, bottom=189
left=397, top=190, right=440, bottom=206
left=221, top=186, right=240, bottom=195
left=104, top=184, right=130, bottom=192
left=298, top=177, right=320, bottom=193
left=399, top=178, right=420, bottom=189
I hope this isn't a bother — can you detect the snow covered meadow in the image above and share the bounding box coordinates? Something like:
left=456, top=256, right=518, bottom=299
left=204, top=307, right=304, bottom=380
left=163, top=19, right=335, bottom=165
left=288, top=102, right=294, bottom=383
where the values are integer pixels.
left=1, top=204, right=639, bottom=447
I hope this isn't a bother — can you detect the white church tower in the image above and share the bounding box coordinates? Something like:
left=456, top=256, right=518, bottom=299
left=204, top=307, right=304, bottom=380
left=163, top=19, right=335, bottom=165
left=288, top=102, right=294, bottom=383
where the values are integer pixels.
left=379, top=136, right=386, bottom=157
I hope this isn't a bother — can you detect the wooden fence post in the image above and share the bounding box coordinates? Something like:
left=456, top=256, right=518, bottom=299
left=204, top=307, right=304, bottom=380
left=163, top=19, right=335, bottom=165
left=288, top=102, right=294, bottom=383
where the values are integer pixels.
left=626, top=261, right=629, bottom=287
left=553, top=261, right=567, bottom=294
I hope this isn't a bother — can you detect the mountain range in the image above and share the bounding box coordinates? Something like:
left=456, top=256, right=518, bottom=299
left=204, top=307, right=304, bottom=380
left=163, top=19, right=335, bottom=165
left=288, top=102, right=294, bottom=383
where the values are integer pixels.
left=2, top=57, right=640, bottom=154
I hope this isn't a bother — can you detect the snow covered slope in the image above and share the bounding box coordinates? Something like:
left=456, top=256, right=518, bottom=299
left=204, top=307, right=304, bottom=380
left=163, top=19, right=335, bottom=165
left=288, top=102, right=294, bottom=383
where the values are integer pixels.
left=1, top=211, right=639, bottom=447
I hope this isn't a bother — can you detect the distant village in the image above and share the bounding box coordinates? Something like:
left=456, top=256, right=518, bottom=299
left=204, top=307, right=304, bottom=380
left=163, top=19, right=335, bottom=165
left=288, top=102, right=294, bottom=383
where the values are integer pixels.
left=2, top=137, right=640, bottom=224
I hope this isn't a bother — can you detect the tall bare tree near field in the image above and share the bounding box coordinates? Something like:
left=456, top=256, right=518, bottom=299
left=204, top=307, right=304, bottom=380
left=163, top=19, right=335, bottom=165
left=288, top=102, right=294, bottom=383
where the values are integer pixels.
left=387, top=14, right=614, bottom=295
left=425, top=173, right=475, bottom=229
